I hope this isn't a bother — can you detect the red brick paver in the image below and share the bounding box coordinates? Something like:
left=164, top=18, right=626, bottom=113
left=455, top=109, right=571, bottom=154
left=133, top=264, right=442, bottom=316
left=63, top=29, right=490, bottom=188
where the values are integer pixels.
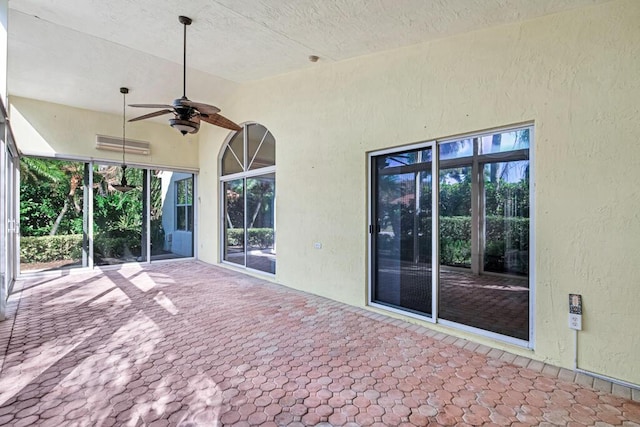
left=0, top=261, right=638, bottom=426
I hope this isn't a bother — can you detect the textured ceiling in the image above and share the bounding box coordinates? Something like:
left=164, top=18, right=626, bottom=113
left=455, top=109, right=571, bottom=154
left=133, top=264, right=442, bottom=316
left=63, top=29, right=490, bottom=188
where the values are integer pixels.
left=8, top=0, right=609, bottom=116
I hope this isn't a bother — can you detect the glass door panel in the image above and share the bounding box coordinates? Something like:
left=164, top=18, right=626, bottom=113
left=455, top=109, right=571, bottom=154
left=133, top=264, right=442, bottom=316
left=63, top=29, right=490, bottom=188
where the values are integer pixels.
left=8, top=154, right=17, bottom=290
left=480, top=159, right=530, bottom=339
left=372, top=148, right=433, bottom=317
left=223, top=179, right=245, bottom=266
left=151, top=171, right=194, bottom=260
left=19, top=158, right=90, bottom=272
left=483, top=160, right=529, bottom=275
left=93, top=164, right=145, bottom=265
left=438, top=165, right=472, bottom=269
left=246, top=174, right=276, bottom=273
left=371, top=128, right=531, bottom=343
left=438, top=137, right=530, bottom=341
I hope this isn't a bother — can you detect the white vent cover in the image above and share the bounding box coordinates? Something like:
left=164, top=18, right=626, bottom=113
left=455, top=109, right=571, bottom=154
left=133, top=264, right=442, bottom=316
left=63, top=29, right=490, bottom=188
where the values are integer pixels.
left=95, top=134, right=151, bottom=155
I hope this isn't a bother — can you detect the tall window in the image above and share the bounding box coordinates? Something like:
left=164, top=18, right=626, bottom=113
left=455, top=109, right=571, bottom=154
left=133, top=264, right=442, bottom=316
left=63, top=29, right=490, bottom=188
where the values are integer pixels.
left=370, top=125, right=532, bottom=344
left=220, top=123, right=276, bottom=274
left=175, top=178, right=193, bottom=231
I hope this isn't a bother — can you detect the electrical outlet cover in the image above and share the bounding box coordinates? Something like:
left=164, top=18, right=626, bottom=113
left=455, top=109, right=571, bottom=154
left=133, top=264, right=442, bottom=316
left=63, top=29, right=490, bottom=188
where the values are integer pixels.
left=569, top=313, right=582, bottom=330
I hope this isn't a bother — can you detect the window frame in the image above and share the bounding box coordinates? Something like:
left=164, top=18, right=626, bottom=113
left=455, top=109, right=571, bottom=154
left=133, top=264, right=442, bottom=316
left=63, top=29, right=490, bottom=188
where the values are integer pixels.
left=175, top=177, right=193, bottom=232
left=219, top=123, right=276, bottom=275
left=368, top=123, right=535, bottom=348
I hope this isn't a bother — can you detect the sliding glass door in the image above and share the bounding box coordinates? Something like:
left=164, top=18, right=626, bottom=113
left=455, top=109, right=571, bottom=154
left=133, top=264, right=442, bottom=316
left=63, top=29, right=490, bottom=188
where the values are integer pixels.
left=437, top=131, right=530, bottom=340
left=19, top=159, right=90, bottom=272
left=18, top=157, right=197, bottom=272
left=93, top=164, right=145, bottom=265
left=370, top=126, right=532, bottom=344
left=372, top=147, right=433, bottom=317
left=151, top=171, right=194, bottom=260
left=1, top=136, right=18, bottom=317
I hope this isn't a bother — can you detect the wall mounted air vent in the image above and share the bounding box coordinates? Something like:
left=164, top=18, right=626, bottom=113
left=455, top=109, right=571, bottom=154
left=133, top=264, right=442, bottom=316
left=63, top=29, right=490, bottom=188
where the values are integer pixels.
left=95, top=134, right=151, bottom=155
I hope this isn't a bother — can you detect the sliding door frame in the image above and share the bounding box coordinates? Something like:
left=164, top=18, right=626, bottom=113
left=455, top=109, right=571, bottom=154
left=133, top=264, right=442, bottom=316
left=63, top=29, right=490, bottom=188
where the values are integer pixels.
left=17, top=154, right=198, bottom=276
left=368, top=123, right=535, bottom=348
left=367, top=140, right=438, bottom=324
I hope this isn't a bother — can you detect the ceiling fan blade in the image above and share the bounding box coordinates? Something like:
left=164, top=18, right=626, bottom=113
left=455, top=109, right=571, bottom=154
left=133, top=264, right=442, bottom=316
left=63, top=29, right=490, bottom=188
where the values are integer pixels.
left=180, top=100, right=221, bottom=115
left=200, top=113, right=242, bottom=131
left=128, top=109, right=174, bottom=122
left=129, top=103, right=174, bottom=109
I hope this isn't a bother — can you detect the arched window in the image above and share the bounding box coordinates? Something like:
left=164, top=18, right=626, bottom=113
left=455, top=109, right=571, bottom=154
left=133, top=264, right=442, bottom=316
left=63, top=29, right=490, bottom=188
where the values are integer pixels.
left=220, top=123, right=276, bottom=274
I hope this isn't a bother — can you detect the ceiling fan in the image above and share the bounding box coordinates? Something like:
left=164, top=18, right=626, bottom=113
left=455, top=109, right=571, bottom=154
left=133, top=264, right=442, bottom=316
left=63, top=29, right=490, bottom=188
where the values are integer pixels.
left=128, top=16, right=241, bottom=135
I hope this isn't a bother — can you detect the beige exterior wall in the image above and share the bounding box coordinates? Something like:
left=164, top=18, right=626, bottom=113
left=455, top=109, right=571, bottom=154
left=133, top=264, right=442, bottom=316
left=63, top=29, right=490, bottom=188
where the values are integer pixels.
left=8, top=0, right=639, bottom=386
left=199, top=0, right=640, bottom=384
left=10, top=96, right=199, bottom=170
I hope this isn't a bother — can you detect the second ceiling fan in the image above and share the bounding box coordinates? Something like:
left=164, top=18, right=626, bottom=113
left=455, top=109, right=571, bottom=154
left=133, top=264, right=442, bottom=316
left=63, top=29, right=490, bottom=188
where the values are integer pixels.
left=129, top=16, right=241, bottom=135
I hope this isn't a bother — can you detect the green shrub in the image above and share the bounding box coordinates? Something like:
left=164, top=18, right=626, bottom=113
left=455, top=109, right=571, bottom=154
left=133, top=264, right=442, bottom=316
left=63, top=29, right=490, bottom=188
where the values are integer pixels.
left=441, top=239, right=472, bottom=267
left=248, top=228, right=274, bottom=248
left=226, top=228, right=274, bottom=249
left=226, top=229, right=244, bottom=247
left=384, top=215, right=529, bottom=272
left=94, top=233, right=142, bottom=258
left=20, top=235, right=84, bottom=263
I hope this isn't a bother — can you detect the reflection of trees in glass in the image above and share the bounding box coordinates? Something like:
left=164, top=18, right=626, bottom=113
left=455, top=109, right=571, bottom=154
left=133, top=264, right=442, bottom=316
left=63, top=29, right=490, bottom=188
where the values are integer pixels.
left=247, top=178, right=274, bottom=229
left=376, top=148, right=433, bottom=263
left=375, top=135, right=530, bottom=273
left=225, top=178, right=275, bottom=230
left=225, top=180, right=244, bottom=229
left=485, top=178, right=529, bottom=217
left=440, top=169, right=471, bottom=216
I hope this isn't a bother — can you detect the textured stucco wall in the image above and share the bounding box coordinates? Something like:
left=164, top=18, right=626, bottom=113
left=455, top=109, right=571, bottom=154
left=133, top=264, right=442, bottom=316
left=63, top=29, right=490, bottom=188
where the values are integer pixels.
left=10, top=96, right=199, bottom=170
left=198, top=0, right=640, bottom=384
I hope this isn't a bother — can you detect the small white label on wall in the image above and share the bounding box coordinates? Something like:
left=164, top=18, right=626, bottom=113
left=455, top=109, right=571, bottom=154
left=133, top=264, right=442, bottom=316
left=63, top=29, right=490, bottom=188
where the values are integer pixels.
left=569, top=293, right=583, bottom=331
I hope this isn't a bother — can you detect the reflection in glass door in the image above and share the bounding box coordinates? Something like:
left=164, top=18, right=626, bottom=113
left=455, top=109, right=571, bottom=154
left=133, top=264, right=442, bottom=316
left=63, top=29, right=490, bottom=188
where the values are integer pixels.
left=437, top=131, right=530, bottom=341
left=370, top=126, right=532, bottom=344
left=372, top=148, right=433, bottom=317
left=246, top=174, right=276, bottom=273
left=223, top=179, right=245, bottom=266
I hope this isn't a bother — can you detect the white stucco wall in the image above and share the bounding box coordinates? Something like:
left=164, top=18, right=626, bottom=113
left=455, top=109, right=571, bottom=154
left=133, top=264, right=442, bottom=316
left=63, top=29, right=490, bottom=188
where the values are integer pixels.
left=198, top=0, right=640, bottom=385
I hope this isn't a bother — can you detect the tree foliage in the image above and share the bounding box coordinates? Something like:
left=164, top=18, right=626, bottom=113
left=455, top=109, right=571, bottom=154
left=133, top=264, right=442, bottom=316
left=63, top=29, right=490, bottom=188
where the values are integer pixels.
left=20, top=158, right=84, bottom=236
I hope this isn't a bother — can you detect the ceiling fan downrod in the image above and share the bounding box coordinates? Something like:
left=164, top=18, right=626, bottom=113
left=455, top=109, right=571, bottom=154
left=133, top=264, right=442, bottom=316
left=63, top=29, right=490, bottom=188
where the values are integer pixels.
left=179, top=16, right=192, bottom=99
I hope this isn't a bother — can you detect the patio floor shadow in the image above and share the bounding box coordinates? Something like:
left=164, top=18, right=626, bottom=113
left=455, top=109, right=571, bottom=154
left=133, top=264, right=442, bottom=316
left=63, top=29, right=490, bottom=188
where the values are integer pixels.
left=0, top=261, right=638, bottom=426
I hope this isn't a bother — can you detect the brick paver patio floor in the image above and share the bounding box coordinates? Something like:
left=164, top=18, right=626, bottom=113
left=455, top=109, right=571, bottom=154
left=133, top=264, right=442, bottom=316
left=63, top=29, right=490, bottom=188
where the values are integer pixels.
left=0, top=261, right=639, bottom=426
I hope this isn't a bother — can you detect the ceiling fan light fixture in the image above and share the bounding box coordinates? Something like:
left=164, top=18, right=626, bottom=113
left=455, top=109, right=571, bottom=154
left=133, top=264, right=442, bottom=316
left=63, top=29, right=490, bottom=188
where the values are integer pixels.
left=170, top=118, right=199, bottom=135
left=113, top=165, right=135, bottom=193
